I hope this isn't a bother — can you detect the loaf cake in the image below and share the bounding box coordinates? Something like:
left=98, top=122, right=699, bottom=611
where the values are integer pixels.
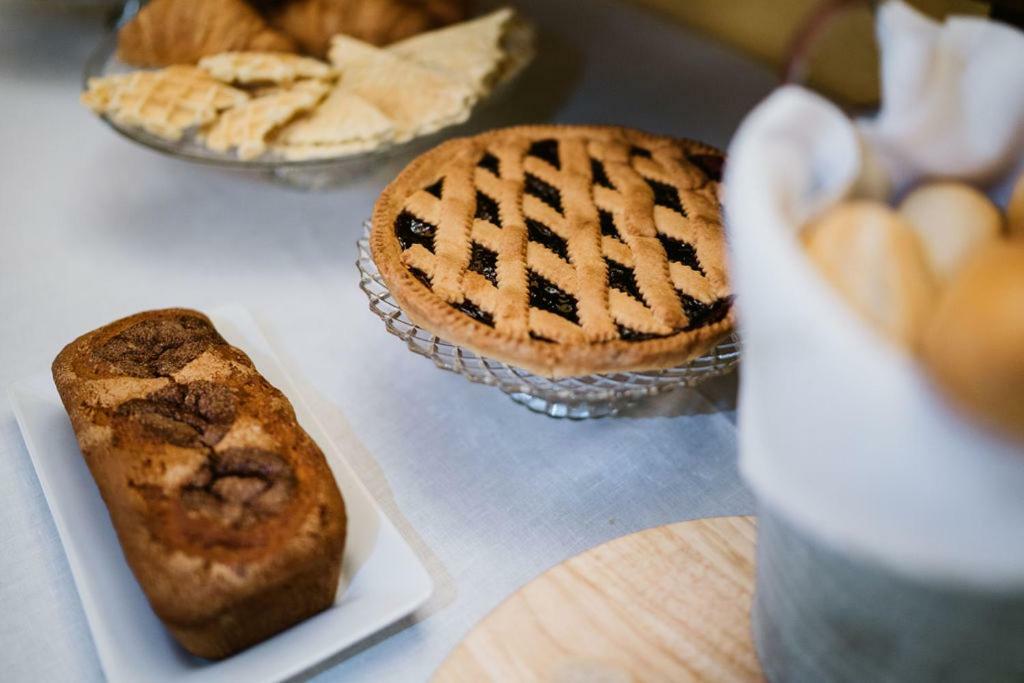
left=52, top=309, right=346, bottom=660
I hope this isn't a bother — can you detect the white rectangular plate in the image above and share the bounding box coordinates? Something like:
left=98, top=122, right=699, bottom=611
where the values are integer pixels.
left=8, top=306, right=432, bottom=683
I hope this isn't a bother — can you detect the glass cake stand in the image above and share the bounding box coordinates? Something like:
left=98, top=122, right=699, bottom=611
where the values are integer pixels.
left=357, top=227, right=741, bottom=419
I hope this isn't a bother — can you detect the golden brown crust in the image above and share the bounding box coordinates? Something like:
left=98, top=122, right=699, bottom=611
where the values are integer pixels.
left=52, top=309, right=346, bottom=660
left=371, top=125, right=734, bottom=377
left=118, top=0, right=297, bottom=67
left=922, top=241, right=1024, bottom=444
left=803, top=200, right=936, bottom=350
left=268, top=0, right=472, bottom=58
left=1007, top=171, right=1024, bottom=238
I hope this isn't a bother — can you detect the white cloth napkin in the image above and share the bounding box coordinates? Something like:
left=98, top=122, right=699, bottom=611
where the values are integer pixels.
left=863, top=1, right=1024, bottom=190
left=726, top=1, right=1024, bottom=589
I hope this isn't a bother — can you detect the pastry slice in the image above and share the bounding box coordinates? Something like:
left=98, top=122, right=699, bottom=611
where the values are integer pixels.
left=203, top=80, right=329, bottom=160
left=83, top=66, right=249, bottom=141
left=270, top=84, right=395, bottom=156
left=199, top=51, right=336, bottom=85
left=388, top=8, right=534, bottom=96
left=328, top=35, right=476, bottom=142
left=117, top=0, right=297, bottom=67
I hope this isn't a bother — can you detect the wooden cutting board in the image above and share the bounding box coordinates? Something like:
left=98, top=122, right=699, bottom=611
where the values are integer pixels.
left=432, top=516, right=761, bottom=683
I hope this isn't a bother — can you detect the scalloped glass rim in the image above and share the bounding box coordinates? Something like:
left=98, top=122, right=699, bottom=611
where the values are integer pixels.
left=355, top=223, right=741, bottom=416
left=81, top=28, right=528, bottom=171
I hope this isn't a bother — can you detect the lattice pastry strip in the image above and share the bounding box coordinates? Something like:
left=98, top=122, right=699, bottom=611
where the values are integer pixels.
left=521, top=196, right=568, bottom=236
left=429, top=149, right=478, bottom=303
left=401, top=139, right=726, bottom=332
left=602, top=237, right=634, bottom=269
left=591, top=159, right=726, bottom=310
left=401, top=218, right=598, bottom=344
left=670, top=263, right=717, bottom=304
left=526, top=244, right=578, bottom=296
left=487, top=139, right=533, bottom=337
left=523, top=143, right=619, bottom=341
left=633, top=153, right=706, bottom=192
left=404, top=190, right=444, bottom=227
left=401, top=214, right=689, bottom=341
left=609, top=290, right=675, bottom=335
left=402, top=244, right=586, bottom=344
left=400, top=218, right=579, bottom=326
left=598, top=147, right=690, bottom=328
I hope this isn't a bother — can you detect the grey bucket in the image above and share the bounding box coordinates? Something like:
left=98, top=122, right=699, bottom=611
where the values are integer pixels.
left=752, top=505, right=1024, bottom=682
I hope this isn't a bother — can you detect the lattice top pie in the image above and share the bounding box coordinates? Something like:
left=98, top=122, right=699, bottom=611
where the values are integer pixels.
left=370, top=125, right=733, bottom=377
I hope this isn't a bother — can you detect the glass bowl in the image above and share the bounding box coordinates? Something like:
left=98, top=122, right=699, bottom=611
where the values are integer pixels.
left=81, top=21, right=532, bottom=190
left=356, top=225, right=741, bottom=419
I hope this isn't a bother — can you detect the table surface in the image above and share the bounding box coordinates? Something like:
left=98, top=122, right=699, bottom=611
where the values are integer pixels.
left=0, top=2, right=774, bottom=681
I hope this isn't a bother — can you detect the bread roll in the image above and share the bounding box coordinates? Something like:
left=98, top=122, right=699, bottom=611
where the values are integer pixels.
left=269, top=0, right=471, bottom=58
left=898, top=181, right=1003, bottom=283
left=804, top=200, right=935, bottom=348
left=1008, top=171, right=1024, bottom=238
left=118, top=0, right=297, bottom=67
left=52, top=309, right=346, bottom=659
left=922, top=241, right=1024, bottom=444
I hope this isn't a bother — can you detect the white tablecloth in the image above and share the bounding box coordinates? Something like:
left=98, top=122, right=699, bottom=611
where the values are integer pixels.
left=0, top=2, right=773, bottom=680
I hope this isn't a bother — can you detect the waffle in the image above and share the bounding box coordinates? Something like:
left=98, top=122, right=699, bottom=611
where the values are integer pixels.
left=199, top=51, right=336, bottom=85
left=203, top=80, right=329, bottom=160
left=82, top=66, right=249, bottom=141
left=370, top=125, right=732, bottom=377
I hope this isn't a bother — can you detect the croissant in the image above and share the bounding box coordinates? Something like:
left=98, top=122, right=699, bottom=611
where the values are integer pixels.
left=118, top=0, right=298, bottom=67
left=268, top=0, right=472, bottom=58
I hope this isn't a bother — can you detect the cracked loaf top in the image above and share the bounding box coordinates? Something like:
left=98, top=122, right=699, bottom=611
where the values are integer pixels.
left=51, top=308, right=346, bottom=657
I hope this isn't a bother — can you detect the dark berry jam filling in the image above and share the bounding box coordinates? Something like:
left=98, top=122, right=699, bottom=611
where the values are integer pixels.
left=395, top=211, right=437, bottom=253
left=527, top=139, right=561, bottom=169
left=599, top=209, right=621, bottom=240
left=527, top=219, right=570, bottom=261
left=452, top=299, right=494, bottom=327
left=679, top=293, right=732, bottom=331
left=478, top=152, right=500, bottom=175
left=687, top=153, right=724, bottom=182
left=475, top=191, right=502, bottom=225
left=616, top=324, right=668, bottom=342
left=424, top=178, right=444, bottom=198
left=467, top=243, right=499, bottom=287
left=645, top=177, right=686, bottom=215
left=524, top=173, right=564, bottom=214
left=591, top=159, right=614, bottom=189
left=657, top=234, right=704, bottom=275
left=605, top=258, right=645, bottom=304
left=528, top=270, right=579, bottom=324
